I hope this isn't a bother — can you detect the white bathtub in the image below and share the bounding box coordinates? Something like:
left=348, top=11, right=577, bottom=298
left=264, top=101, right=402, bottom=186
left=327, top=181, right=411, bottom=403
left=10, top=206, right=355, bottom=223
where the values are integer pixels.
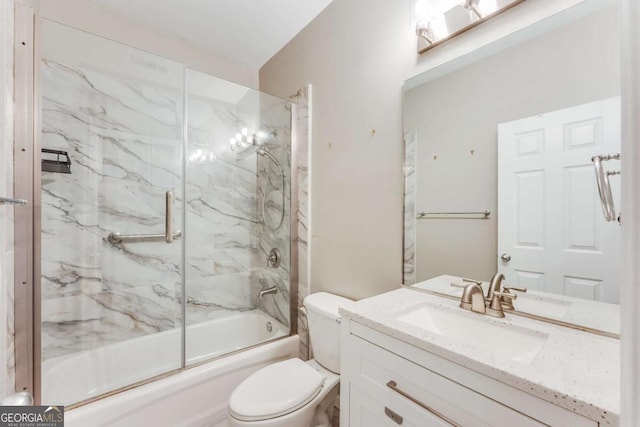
left=42, top=309, right=296, bottom=425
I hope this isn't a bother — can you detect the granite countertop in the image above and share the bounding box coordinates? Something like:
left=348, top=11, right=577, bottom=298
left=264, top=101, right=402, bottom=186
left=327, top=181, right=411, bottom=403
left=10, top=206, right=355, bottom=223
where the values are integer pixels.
left=340, top=288, right=620, bottom=426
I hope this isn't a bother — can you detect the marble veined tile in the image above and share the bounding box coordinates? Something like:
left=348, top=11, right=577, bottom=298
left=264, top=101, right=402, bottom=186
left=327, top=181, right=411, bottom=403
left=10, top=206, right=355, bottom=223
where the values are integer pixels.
left=41, top=58, right=183, bottom=360
left=290, top=86, right=310, bottom=360
left=255, top=100, right=293, bottom=329
left=40, top=53, right=295, bottom=366
left=403, top=131, right=417, bottom=285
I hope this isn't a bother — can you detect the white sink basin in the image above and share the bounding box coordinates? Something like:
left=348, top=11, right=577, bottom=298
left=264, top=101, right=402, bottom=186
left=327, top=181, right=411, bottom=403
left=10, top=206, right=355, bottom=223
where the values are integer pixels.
left=396, top=304, right=548, bottom=364
left=514, top=294, right=571, bottom=318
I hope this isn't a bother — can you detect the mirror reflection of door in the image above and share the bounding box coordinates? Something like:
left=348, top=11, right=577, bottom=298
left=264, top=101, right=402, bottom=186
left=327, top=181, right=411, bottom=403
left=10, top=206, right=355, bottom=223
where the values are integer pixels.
left=402, top=0, right=622, bottom=334
left=498, top=98, right=620, bottom=304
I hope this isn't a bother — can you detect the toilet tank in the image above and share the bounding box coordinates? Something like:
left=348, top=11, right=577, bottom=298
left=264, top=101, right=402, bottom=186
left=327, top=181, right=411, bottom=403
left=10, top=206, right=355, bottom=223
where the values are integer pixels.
left=303, top=292, right=353, bottom=374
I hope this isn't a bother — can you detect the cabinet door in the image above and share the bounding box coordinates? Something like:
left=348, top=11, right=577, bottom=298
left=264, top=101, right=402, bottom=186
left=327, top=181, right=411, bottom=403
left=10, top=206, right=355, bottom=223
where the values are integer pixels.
left=349, top=383, right=452, bottom=427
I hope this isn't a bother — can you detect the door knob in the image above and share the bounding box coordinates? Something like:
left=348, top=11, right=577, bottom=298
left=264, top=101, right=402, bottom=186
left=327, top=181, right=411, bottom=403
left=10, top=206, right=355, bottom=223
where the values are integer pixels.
left=500, top=253, right=511, bottom=262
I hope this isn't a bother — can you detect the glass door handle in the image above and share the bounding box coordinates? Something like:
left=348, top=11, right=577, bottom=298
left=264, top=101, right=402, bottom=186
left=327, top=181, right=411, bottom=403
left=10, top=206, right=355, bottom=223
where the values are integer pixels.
left=107, top=191, right=182, bottom=244
left=165, top=191, right=175, bottom=243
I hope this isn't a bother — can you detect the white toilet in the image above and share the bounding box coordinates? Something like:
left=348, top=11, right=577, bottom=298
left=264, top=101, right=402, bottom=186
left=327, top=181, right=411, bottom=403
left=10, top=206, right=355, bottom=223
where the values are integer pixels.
left=228, top=292, right=353, bottom=427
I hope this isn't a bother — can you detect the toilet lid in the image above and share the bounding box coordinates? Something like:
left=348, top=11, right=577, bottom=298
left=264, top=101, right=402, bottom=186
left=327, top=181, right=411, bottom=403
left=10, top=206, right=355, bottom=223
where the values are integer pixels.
left=229, top=358, right=325, bottom=421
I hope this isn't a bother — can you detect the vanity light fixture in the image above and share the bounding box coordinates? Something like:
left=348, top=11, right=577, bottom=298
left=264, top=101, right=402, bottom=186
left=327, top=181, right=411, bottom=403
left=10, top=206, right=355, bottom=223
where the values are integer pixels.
left=230, top=127, right=256, bottom=152
left=416, top=20, right=436, bottom=45
left=414, top=0, right=526, bottom=55
left=464, top=0, right=482, bottom=19
left=230, top=128, right=275, bottom=154
left=188, top=148, right=216, bottom=164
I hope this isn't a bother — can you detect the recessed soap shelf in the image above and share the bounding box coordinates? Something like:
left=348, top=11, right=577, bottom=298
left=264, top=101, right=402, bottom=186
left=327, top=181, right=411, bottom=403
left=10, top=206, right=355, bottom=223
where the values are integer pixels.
left=42, top=148, right=72, bottom=174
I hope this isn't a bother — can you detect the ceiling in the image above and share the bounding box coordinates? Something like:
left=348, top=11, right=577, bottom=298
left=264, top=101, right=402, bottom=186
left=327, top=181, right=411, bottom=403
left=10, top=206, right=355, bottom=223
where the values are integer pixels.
left=91, top=0, right=334, bottom=69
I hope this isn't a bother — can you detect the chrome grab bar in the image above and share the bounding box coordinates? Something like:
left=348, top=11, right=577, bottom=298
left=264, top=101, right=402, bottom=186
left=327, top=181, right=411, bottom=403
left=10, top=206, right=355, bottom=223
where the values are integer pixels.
left=107, top=191, right=181, bottom=244
left=0, top=196, right=28, bottom=206
left=592, top=153, right=620, bottom=222
left=386, top=381, right=461, bottom=426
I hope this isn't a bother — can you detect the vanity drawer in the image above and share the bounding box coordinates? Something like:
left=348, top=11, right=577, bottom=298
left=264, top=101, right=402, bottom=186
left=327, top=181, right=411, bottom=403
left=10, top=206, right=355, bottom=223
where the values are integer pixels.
left=349, top=382, right=452, bottom=427
left=347, top=335, right=546, bottom=427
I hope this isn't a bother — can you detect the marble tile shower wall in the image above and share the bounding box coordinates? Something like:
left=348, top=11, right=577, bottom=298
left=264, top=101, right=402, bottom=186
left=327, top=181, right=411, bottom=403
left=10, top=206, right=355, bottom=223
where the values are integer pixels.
left=40, top=56, right=293, bottom=361
left=40, top=59, right=185, bottom=361
left=403, top=131, right=417, bottom=285
left=290, top=87, right=310, bottom=360
left=255, top=100, right=293, bottom=328
left=184, top=93, right=261, bottom=325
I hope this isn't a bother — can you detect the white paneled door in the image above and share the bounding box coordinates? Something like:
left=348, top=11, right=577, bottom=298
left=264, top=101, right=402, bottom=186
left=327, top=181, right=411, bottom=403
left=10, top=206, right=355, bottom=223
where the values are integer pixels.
left=498, top=98, right=621, bottom=303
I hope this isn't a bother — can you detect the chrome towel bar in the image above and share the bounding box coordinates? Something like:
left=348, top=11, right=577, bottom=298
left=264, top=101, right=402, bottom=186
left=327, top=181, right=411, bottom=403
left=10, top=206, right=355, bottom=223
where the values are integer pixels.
left=417, top=210, right=490, bottom=219
left=591, top=153, right=621, bottom=222
left=107, top=191, right=181, bottom=244
left=0, top=196, right=28, bottom=206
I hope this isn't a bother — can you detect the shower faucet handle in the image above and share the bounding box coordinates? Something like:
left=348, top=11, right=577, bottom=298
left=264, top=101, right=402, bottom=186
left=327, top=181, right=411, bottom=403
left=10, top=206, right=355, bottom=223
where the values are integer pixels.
left=266, top=248, right=281, bottom=268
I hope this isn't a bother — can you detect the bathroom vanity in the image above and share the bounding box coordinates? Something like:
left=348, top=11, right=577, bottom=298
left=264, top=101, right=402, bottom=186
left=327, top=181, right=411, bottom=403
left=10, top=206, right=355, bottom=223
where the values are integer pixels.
left=339, top=289, right=619, bottom=426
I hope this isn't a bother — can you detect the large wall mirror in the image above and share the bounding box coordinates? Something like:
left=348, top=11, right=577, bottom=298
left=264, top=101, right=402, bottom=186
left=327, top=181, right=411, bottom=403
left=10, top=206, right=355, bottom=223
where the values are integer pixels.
left=403, top=0, right=621, bottom=336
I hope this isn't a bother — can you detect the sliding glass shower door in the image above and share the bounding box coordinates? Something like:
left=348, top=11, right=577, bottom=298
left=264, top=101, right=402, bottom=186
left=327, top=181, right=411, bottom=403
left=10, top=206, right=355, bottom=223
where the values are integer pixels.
left=35, top=20, right=293, bottom=407
left=40, top=20, right=184, bottom=405
left=184, top=70, right=292, bottom=366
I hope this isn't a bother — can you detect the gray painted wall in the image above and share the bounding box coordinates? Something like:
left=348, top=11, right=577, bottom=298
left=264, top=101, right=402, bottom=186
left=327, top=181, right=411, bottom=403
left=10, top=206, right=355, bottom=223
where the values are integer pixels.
left=259, top=0, right=598, bottom=299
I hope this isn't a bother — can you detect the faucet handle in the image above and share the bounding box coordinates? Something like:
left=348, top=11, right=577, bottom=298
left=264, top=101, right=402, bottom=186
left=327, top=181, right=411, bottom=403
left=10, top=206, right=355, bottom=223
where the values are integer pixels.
left=503, top=286, right=527, bottom=293
left=493, top=291, right=517, bottom=300
left=462, top=278, right=482, bottom=285
left=486, top=293, right=514, bottom=318
left=494, top=291, right=516, bottom=311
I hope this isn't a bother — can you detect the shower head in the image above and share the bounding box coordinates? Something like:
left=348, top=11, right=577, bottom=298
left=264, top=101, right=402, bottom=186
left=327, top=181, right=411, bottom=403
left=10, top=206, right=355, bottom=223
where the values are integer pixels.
left=257, top=147, right=281, bottom=167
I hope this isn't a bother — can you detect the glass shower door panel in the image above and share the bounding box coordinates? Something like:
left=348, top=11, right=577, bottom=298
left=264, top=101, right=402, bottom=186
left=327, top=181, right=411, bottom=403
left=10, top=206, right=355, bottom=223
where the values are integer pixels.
left=40, top=21, right=184, bottom=405
left=185, top=70, right=291, bottom=366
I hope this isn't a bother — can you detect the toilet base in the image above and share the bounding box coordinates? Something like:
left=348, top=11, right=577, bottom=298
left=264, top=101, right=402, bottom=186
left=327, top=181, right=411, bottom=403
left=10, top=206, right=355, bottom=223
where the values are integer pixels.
left=309, top=383, right=339, bottom=427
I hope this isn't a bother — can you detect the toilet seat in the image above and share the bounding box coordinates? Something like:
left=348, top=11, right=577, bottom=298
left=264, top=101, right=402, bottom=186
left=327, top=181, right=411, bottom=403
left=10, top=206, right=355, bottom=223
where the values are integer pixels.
left=229, top=358, right=325, bottom=422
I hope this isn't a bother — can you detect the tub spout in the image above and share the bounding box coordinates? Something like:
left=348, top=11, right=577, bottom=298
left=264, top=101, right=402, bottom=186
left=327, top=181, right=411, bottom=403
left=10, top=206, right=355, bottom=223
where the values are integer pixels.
left=259, top=286, right=278, bottom=299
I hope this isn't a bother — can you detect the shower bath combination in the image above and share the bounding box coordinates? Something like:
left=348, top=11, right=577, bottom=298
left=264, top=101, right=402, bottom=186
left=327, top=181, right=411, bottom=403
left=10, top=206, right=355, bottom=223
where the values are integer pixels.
left=15, top=18, right=297, bottom=408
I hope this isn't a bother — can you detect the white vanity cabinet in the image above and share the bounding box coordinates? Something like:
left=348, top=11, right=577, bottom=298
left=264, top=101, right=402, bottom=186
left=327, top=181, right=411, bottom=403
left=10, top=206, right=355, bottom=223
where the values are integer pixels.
left=340, top=320, right=599, bottom=427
